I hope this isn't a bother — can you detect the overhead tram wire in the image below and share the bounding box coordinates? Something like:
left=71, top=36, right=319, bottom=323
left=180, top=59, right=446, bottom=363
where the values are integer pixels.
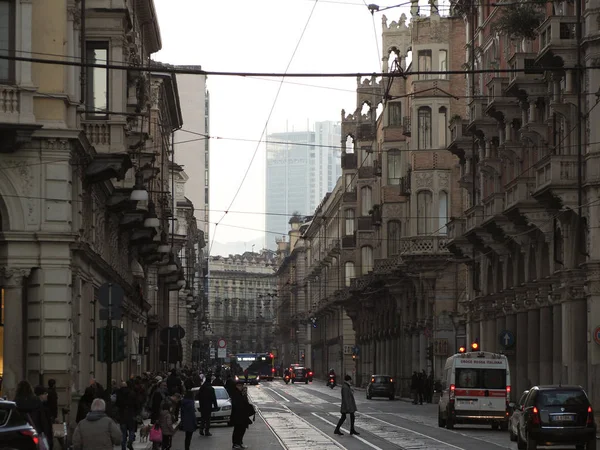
left=208, top=0, right=321, bottom=257
left=1, top=54, right=598, bottom=78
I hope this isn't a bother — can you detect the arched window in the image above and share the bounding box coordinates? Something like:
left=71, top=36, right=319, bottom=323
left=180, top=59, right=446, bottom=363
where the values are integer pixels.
left=417, top=190, right=433, bottom=235
left=344, top=209, right=355, bottom=236
left=438, top=191, right=449, bottom=235
left=438, top=107, right=447, bottom=148
left=388, top=221, right=401, bottom=255
left=344, top=261, right=355, bottom=287
left=387, top=149, right=401, bottom=185
left=361, top=246, right=373, bottom=275
left=388, top=102, right=402, bottom=126
left=360, top=186, right=372, bottom=216
left=418, top=107, right=432, bottom=149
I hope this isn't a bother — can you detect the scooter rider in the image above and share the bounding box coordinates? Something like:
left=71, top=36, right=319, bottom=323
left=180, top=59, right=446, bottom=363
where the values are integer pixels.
left=328, top=369, right=337, bottom=387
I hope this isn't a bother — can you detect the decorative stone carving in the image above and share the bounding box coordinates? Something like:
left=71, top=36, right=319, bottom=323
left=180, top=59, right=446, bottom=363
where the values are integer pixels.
left=4, top=158, right=35, bottom=224
left=0, top=267, right=31, bottom=286
left=415, top=172, right=433, bottom=188
left=438, top=172, right=449, bottom=188
left=67, top=4, right=81, bottom=28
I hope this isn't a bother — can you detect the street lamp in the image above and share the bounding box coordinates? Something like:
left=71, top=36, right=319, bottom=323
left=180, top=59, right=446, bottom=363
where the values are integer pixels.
left=130, top=171, right=149, bottom=202
left=144, top=201, right=160, bottom=228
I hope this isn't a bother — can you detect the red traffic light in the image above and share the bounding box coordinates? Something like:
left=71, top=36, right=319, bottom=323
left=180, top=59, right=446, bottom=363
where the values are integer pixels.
left=471, top=341, right=479, bottom=351
left=269, top=353, right=273, bottom=358
left=458, top=346, right=466, bottom=353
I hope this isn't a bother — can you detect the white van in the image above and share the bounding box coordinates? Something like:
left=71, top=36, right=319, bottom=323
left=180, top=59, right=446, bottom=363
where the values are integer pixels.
left=438, top=350, right=511, bottom=430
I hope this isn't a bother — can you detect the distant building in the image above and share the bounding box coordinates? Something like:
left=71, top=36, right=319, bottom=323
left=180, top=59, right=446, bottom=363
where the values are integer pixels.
left=265, top=121, right=341, bottom=248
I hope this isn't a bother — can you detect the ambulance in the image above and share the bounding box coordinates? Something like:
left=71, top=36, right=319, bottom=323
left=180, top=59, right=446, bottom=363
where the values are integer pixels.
left=438, top=342, right=511, bottom=430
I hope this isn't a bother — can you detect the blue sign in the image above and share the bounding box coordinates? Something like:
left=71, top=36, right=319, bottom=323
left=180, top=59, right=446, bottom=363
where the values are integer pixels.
left=499, top=330, right=515, bottom=349
left=353, top=345, right=360, bottom=356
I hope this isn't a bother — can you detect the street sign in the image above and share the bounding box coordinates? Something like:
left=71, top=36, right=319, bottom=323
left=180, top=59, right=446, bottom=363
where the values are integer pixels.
left=353, top=345, right=360, bottom=356
left=594, top=326, right=600, bottom=346
left=499, top=330, right=515, bottom=349
left=210, top=348, right=216, bottom=358
left=217, top=338, right=227, bottom=349
left=217, top=347, right=226, bottom=358
left=98, top=283, right=124, bottom=308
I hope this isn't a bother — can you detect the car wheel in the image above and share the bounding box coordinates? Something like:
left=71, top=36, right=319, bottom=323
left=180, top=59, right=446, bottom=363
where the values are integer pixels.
left=438, top=409, right=446, bottom=428
left=516, top=426, right=526, bottom=450
left=509, top=424, right=517, bottom=442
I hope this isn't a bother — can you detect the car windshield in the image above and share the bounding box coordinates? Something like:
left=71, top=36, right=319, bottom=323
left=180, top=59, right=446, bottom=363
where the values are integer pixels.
left=538, top=390, right=588, bottom=407
left=215, top=389, right=229, bottom=400
left=294, top=368, right=305, bottom=374
left=373, top=376, right=391, bottom=383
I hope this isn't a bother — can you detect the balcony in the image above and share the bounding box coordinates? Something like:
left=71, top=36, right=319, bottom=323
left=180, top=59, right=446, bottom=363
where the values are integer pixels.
left=357, top=217, right=374, bottom=232
left=341, top=233, right=356, bottom=249
left=448, top=117, right=472, bottom=161
left=399, top=236, right=448, bottom=256
left=482, top=192, right=505, bottom=223
left=358, top=165, right=375, bottom=179
left=447, top=218, right=466, bottom=241
left=342, top=152, right=357, bottom=170
left=467, top=98, right=498, bottom=139
left=504, top=176, right=536, bottom=211
left=445, top=217, right=471, bottom=258
left=342, top=189, right=357, bottom=203
left=458, top=160, right=475, bottom=190
left=533, top=154, right=581, bottom=209
left=537, top=15, right=578, bottom=67
left=0, top=85, right=40, bottom=153
left=485, top=77, right=521, bottom=124
left=465, top=205, right=484, bottom=232
left=402, top=116, right=411, bottom=136
left=356, top=123, right=376, bottom=141
left=82, top=120, right=111, bottom=146
left=505, top=52, right=546, bottom=99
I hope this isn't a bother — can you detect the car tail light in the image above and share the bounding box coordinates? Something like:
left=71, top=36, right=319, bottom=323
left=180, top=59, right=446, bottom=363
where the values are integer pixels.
left=272, top=368, right=275, bottom=373
left=449, top=384, right=455, bottom=403
left=389, top=378, right=393, bottom=383
left=19, top=429, right=39, bottom=445
left=309, top=372, right=313, bottom=376
left=371, top=378, right=375, bottom=383
left=587, top=406, right=594, bottom=425
left=532, top=406, right=541, bottom=425
left=506, top=386, right=511, bottom=408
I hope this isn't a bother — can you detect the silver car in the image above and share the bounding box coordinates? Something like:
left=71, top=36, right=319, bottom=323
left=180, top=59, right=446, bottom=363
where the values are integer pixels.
left=191, top=386, right=232, bottom=424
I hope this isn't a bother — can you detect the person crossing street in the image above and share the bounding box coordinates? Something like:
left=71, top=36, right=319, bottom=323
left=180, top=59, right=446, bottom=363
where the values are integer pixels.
left=334, top=375, right=360, bottom=436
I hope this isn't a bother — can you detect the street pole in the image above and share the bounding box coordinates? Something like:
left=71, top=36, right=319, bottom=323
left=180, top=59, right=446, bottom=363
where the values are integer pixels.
left=166, top=327, right=171, bottom=370
left=106, top=283, right=113, bottom=390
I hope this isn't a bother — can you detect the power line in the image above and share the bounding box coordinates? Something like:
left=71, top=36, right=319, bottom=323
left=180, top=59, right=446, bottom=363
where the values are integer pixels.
left=0, top=53, right=593, bottom=77
left=209, top=0, right=321, bottom=257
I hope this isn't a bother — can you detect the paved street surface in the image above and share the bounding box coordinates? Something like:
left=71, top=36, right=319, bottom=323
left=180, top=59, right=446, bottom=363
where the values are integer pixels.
left=158, top=380, right=587, bottom=449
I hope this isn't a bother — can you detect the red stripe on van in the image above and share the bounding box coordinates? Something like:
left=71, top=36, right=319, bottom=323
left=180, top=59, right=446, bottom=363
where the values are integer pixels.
left=454, top=389, right=506, bottom=397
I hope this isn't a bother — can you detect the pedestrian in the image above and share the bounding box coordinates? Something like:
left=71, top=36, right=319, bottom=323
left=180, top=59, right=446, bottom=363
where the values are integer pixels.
left=334, top=375, right=359, bottom=436
left=72, top=398, right=122, bottom=450
left=230, top=380, right=253, bottom=449
left=180, top=391, right=196, bottom=450
left=76, top=387, right=95, bottom=423
left=150, top=381, right=168, bottom=424
left=158, top=402, right=175, bottom=450
left=34, top=385, right=54, bottom=450
left=115, top=381, right=139, bottom=450
left=418, top=371, right=425, bottom=405
left=14, top=380, right=46, bottom=437
left=411, top=371, right=419, bottom=404
left=47, top=379, right=58, bottom=424
left=196, top=376, right=217, bottom=436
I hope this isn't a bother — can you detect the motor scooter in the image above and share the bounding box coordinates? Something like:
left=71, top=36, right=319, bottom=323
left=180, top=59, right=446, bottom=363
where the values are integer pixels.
left=284, top=374, right=290, bottom=384
left=327, top=376, right=336, bottom=389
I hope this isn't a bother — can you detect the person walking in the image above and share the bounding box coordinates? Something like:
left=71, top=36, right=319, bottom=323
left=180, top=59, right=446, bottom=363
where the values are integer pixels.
left=46, top=379, right=58, bottom=424
left=196, top=377, right=217, bottom=436
left=334, top=375, right=359, bottom=436
left=72, top=398, right=122, bottom=450
left=179, top=391, right=196, bottom=450
left=115, top=381, right=139, bottom=450
left=230, top=380, right=252, bottom=449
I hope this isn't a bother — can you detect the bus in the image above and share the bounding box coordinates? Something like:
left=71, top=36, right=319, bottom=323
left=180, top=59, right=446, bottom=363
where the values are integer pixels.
left=232, top=352, right=275, bottom=383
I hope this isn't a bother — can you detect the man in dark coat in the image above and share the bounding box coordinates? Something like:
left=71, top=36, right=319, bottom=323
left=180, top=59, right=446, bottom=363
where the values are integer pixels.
left=115, top=381, right=139, bottom=450
left=196, top=378, right=217, bottom=436
left=230, top=380, right=252, bottom=449
left=34, top=386, right=54, bottom=450
left=334, top=375, right=359, bottom=436
left=46, top=379, right=58, bottom=423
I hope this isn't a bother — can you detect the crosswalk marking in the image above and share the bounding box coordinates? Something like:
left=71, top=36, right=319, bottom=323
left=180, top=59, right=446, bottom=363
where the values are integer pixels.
left=312, top=413, right=384, bottom=450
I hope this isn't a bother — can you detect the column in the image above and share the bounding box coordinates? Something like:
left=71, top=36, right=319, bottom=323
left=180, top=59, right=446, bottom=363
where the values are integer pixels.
left=505, top=313, right=517, bottom=400
left=516, top=311, right=528, bottom=396
left=484, top=316, right=497, bottom=353
left=552, top=303, right=562, bottom=383
left=412, top=333, right=419, bottom=372
left=539, top=306, right=553, bottom=385
left=527, top=308, right=540, bottom=386
left=563, top=299, right=587, bottom=386
left=1, top=269, right=29, bottom=397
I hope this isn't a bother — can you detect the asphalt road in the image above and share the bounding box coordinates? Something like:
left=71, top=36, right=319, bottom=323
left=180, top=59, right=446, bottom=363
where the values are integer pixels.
left=166, top=380, right=584, bottom=449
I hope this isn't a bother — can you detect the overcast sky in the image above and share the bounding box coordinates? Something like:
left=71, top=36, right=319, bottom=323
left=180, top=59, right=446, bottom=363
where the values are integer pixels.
left=153, top=0, right=447, bottom=255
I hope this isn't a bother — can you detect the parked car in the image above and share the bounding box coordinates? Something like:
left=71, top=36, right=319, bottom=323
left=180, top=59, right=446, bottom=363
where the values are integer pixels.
left=366, top=375, right=395, bottom=400
left=515, top=385, right=596, bottom=450
left=508, top=390, right=529, bottom=442
left=191, top=386, right=232, bottom=425
left=0, top=400, right=39, bottom=450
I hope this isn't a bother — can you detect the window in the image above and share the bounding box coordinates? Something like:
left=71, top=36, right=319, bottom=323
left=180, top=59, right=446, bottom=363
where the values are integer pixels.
left=418, top=50, right=432, bottom=80
left=438, top=107, right=447, bottom=148
left=439, top=191, right=449, bottom=235
left=439, top=50, right=448, bottom=79
left=0, top=0, right=14, bottom=82
left=86, top=41, right=109, bottom=118
left=387, top=150, right=401, bottom=185
left=344, top=261, right=355, bottom=287
left=344, top=209, right=355, bottom=236
left=455, top=368, right=507, bottom=389
left=360, top=186, right=372, bottom=216
left=388, top=221, right=401, bottom=255
left=388, top=102, right=402, bottom=126
left=416, top=190, right=432, bottom=235
left=418, top=107, right=432, bottom=149
left=361, top=246, right=373, bottom=275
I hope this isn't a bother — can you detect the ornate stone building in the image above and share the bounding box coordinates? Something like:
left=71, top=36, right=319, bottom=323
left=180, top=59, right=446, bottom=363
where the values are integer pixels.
left=0, top=0, right=203, bottom=415
left=446, top=0, right=600, bottom=413
left=207, top=251, right=277, bottom=357
left=282, top=7, right=468, bottom=390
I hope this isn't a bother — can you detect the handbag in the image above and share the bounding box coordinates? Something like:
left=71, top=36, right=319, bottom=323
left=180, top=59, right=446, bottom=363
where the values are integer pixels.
left=149, top=423, right=163, bottom=443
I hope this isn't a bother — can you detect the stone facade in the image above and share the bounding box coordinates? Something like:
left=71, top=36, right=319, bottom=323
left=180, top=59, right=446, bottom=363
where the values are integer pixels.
left=0, top=0, right=205, bottom=420
left=445, top=0, right=600, bottom=414
left=207, top=251, right=277, bottom=358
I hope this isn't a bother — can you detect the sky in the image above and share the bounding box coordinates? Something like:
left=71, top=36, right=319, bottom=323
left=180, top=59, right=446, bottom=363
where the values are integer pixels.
left=152, top=0, right=448, bottom=255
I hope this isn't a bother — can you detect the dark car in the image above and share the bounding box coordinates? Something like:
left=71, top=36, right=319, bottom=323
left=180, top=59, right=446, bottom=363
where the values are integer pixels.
left=0, top=400, right=39, bottom=450
left=515, top=385, right=596, bottom=450
left=291, top=367, right=310, bottom=384
left=366, top=375, right=395, bottom=400
left=508, top=389, right=529, bottom=442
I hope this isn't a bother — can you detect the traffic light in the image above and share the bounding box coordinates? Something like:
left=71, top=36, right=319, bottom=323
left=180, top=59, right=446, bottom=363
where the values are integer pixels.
left=426, top=344, right=433, bottom=361
left=471, top=340, right=479, bottom=351
left=97, top=328, right=110, bottom=363
left=113, top=328, right=127, bottom=362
